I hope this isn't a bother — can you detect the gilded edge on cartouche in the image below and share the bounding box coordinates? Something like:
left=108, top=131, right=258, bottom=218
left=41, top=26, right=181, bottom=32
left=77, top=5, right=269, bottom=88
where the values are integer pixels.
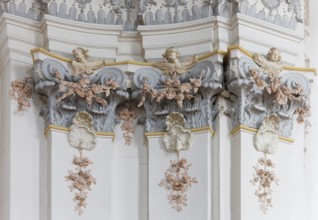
left=144, top=126, right=215, bottom=137
left=230, top=125, right=294, bottom=143
left=44, top=124, right=115, bottom=140
left=228, top=45, right=317, bottom=75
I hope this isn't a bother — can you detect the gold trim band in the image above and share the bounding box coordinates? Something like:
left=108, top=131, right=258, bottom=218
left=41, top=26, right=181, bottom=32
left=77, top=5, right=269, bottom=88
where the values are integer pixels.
left=44, top=124, right=115, bottom=140
left=31, top=48, right=227, bottom=66
left=145, top=126, right=215, bottom=137
left=31, top=46, right=316, bottom=75
left=197, top=50, right=227, bottom=61
left=230, top=125, right=294, bottom=143
left=31, top=48, right=72, bottom=62
left=227, top=45, right=316, bottom=75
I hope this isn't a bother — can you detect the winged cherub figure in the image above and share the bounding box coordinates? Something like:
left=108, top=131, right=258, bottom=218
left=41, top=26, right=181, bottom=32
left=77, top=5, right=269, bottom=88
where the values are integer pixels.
left=253, top=47, right=283, bottom=78
left=71, top=47, right=106, bottom=76
left=153, top=47, right=197, bottom=76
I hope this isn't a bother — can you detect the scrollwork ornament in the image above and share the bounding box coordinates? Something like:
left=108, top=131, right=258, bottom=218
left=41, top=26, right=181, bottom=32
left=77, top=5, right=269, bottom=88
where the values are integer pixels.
left=251, top=114, right=280, bottom=214
left=254, top=114, right=280, bottom=154
left=66, top=111, right=97, bottom=215
left=160, top=112, right=197, bottom=212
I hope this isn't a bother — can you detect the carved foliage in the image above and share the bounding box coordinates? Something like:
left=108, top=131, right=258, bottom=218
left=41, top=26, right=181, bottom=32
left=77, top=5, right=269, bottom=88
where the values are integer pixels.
left=225, top=48, right=311, bottom=137
left=133, top=57, right=223, bottom=132
left=250, top=156, right=279, bottom=214
left=251, top=114, right=280, bottom=214
left=32, top=57, right=128, bottom=132
left=159, top=158, right=198, bottom=212
left=9, top=77, right=33, bottom=112
left=159, top=112, right=197, bottom=212
left=119, top=108, right=137, bottom=146
left=65, top=111, right=96, bottom=215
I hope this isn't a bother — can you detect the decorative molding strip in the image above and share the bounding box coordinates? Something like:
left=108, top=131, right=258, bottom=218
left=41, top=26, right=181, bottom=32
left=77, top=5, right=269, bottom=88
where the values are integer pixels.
left=145, top=126, right=215, bottom=137
left=31, top=47, right=227, bottom=67
left=230, top=124, right=295, bottom=144
left=31, top=46, right=316, bottom=75
left=31, top=48, right=72, bottom=62
left=44, top=124, right=116, bottom=138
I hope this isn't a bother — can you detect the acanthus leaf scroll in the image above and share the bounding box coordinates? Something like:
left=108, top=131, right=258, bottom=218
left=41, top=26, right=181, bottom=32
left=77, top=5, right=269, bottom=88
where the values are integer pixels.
left=31, top=49, right=129, bottom=132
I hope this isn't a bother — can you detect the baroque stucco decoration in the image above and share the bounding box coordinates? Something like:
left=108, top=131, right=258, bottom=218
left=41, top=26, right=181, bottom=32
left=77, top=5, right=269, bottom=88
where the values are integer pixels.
left=71, top=47, right=106, bottom=76
left=132, top=50, right=223, bottom=132
left=251, top=114, right=280, bottom=214
left=163, top=112, right=192, bottom=152
left=159, top=112, right=197, bottom=212
left=153, top=47, right=197, bottom=76
left=9, top=77, right=33, bottom=112
left=225, top=47, right=311, bottom=137
left=0, top=0, right=303, bottom=31
left=119, top=108, right=137, bottom=146
left=65, top=111, right=97, bottom=215
left=32, top=53, right=129, bottom=132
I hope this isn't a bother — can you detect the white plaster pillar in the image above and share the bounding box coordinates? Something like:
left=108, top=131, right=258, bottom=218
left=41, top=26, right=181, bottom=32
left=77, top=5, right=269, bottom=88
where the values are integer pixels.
left=146, top=129, right=213, bottom=220
left=231, top=129, right=303, bottom=220
left=213, top=106, right=231, bottom=220
left=304, top=0, right=318, bottom=219
left=0, top=14, right=44, bottom=220
left=46, top=128, right=114, bottom=220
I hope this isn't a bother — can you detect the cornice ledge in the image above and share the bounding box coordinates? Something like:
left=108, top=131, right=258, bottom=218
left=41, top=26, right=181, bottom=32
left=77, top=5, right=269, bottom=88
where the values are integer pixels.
left=0, top=13, right=41, bottom=33
left=231, top=13, right=304, bottom=42
left=137, top=17, right=216, bottom=35
left=40, top=14, right=123, bottom=35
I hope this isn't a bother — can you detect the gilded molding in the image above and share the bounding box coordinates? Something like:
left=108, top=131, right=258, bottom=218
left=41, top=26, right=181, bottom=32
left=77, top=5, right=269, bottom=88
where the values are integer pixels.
left=145, top=126, right=215, bottom=138
left=30, top=48, right=72, bottom=63
left=227, top=45, right=317, bottom=75
left=44, top=124, right=115, bottom=140
left=31, top=47, right=227, bottom=68
left=197, top=50, right=227, bottom=61
left=230, top=125, right=294, bottom=143
left=32, top=46, right=314, bottom=75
